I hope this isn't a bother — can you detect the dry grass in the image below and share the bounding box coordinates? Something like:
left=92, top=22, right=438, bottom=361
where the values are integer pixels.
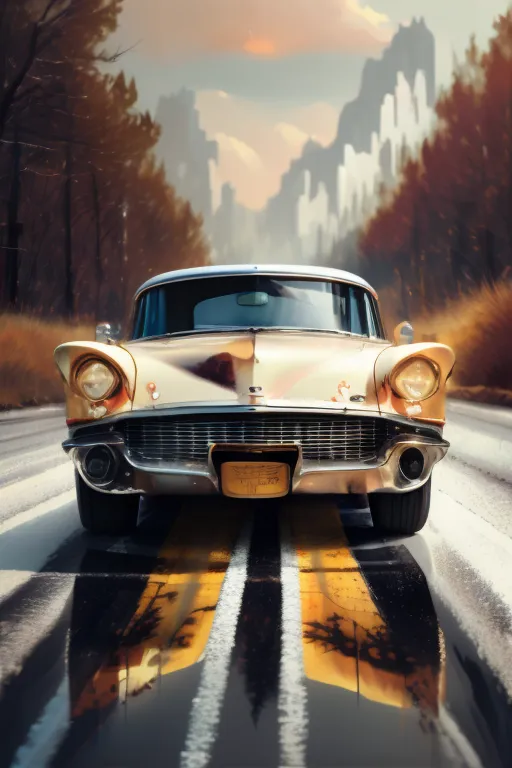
left=446, top=385, right=512, bottom=408
left=379, top=283, right=512, bottom=407
left=2, top=282, right=512, bottom=409
left=380, top=281, right=512, bottom=407
left=412, top=282, right=512, bottom=393
left=0, top=314, right=93, bottom=409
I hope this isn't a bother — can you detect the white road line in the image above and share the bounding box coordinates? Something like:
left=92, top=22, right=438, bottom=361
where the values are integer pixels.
left=0, top=571, right=38, bottom=606
left=0, top=444, right=68, bottom=489
left=0, top=490, right=75, bottom=537
left=0, top=576, right=74, bottom=685
left=0, top=405, right=64, bottom=423
left=428, top=485, right=512, bottom=613
left=437, top=705, right=483, bottom=768
left=0, top=464, right=74, bottom=524
left=180, top=517, right=253, bottom=768
left=278, top=514, right=308, bottom=768
left=11, top=674, right=71, bottom=768
left=425, top=482, right=512, bottom=698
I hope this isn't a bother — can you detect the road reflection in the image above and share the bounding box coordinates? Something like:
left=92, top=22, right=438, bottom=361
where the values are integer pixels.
left=285, top=499, right=446, bottom=757
left=4, top=496, right=508, bottom=768
left=64, top=500, right=243, bottom=743
left=65, top=498, right=446, bottom=763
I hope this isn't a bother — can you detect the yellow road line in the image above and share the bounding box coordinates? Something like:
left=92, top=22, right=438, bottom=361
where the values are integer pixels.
left=73, top=498, right=245, bottom=716
left=285, top=498, right=439, bottom=712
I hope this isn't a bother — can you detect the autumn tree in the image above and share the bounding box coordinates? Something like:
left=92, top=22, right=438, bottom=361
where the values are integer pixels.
left=354, top=11, right=512, bottom=318
left=0, top=0, right=208, bottom=319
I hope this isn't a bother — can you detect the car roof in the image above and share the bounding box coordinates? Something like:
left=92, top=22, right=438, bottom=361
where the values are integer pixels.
left=135, top=263, right=378, bottom=299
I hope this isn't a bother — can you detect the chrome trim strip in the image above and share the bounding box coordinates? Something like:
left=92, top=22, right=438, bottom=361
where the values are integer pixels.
left=63, top=433, right=124, bottom=452
left=133, top=263, right=378, bottom=302
left=67, top=432, right=449, bottom=496
left=68, top=406, right=443, bottom=440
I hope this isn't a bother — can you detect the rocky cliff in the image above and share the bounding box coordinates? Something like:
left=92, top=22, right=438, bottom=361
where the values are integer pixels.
left=264, top=17, right=435, bottom=240
left=155, top=89, right=218, bottom=228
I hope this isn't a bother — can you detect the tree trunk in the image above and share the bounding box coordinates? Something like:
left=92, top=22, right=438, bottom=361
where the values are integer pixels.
left=63, top=140, right=74, bottom=318
left=5, top=126, right=22, bottom=309
left=91, top=171, right=102, bottom=319
left=395, top=265, right=409, bottom=319
left=482, top=227, right=497, bottom=285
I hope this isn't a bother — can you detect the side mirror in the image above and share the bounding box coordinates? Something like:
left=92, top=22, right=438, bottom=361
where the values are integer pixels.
left=394, top=321, right=414, bottom=345
left=96, top=322, right=121, bottom=344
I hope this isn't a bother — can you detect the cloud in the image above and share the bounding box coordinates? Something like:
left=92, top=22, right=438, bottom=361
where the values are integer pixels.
left=215, top=133, right=263, bottom=171
left=118, top=0, right=392, bottom=59
left=346, top=0, right=389, bottom=27
left=196, top=91, right=339, bottom=209
left=275, top=122, right=310, bottom=149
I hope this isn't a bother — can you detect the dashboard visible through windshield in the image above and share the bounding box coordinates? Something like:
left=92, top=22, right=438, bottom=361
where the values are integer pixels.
left=132, top=275, right=384, bottom=340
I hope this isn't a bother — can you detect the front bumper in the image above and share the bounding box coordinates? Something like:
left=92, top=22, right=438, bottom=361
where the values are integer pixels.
left=63, top=408, right=449, bottom=497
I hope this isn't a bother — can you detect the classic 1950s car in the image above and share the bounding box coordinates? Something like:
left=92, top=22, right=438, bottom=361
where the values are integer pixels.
left=54, top=264, right=455, bottom=536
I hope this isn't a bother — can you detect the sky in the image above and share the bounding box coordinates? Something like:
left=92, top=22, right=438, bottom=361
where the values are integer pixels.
left=111, top=0, right=510, bottom=210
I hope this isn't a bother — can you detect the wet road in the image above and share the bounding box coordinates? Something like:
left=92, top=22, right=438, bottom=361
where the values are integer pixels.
left=0, top=403, right=511, bottom=768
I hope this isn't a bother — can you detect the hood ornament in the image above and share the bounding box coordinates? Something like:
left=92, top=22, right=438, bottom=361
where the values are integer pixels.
left=248, top=385, right=265, bottom=404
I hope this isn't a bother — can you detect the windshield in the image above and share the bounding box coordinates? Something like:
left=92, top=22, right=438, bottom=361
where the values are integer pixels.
left=131, top=276, right=384, bottom=340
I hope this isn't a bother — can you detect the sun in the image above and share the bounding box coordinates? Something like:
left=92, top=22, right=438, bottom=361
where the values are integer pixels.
left=243, top=38, right=277, bottom=56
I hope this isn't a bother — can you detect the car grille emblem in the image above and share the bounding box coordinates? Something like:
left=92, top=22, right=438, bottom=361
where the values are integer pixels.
left=248, top=385, right=265, bottom=403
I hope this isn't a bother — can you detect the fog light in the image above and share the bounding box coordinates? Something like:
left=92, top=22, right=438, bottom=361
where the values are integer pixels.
left=83, top=446, right=116, bottom=484
left=399, top=448, right=424, bottom=481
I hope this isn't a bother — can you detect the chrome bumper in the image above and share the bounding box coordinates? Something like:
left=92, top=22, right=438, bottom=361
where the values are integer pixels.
left=64, top=430, right=449, bottom=497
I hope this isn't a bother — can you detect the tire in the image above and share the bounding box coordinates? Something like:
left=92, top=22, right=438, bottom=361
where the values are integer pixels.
left=369, top=477, right=431, bottom=535
left=75, top=471, right=140, bottom=535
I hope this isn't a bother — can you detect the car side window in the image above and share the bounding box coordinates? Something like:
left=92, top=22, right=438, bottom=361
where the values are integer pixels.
left=348, top=286, right=368, bottom=335
left=364, top=292, right=379, bottom=337
left=135, top=288, right=167, bottom=338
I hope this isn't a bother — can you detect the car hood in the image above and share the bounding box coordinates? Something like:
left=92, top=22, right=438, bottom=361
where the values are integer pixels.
left=125, top=331, right=392, bottom=413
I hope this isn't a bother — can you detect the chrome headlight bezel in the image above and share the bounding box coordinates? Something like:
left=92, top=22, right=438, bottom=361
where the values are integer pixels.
left=390, top=356, right=440, bottom=402
left=75, top=359, right=119, bottom=402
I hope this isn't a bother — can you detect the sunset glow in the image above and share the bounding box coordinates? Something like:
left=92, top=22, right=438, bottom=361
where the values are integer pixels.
left=243, top=38, right=277, bottom=56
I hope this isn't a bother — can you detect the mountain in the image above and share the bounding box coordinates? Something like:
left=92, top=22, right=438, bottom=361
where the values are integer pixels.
left=153, top=19, right=436, bottom=266
left=155, top=89, right=218, bottom=228
left=263, top=18, right=435, bottom=248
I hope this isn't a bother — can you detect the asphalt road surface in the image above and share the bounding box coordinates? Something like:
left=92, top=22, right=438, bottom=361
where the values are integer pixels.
left=0, top=401, right=511, bottom=768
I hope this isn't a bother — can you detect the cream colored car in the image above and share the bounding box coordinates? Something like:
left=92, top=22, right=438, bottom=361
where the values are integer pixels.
left=54, top=264, right=455, bottom=536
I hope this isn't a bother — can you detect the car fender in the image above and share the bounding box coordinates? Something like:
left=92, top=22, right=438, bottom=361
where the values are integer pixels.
left=54, top=342, right=137, bottom=424
left=374, top=342, right=456, bottom=425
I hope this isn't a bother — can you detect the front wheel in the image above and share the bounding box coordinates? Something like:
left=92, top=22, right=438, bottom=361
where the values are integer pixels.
left=75, top=472, right=140, bottom=535
left=369, top=478, right=431, bottom=535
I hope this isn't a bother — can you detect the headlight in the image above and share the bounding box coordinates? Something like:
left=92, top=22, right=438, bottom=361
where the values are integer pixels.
left=76, top=360, right=118, bottom=401
left=391, top=357, right=439, bottom=401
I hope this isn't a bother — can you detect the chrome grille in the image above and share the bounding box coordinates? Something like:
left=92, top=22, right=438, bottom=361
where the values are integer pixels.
left=123, top=415, right=392, bottom=463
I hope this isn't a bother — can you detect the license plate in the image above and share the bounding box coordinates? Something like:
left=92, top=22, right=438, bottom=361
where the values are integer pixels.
left=221, top=462, right=290, bottom=499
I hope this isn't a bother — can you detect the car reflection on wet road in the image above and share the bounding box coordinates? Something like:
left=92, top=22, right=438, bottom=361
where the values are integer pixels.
left=1, top=491, right=510, bottom=768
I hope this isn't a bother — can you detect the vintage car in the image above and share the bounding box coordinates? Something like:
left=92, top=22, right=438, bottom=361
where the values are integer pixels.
left=54, top=264, right=455, bottom=536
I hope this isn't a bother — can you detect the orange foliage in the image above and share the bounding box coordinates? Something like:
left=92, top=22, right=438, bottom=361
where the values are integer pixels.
left=413, top=281, right=512, bottom=391
left=359, top=12, right=512, bottom=322
left=0, top=315, right=93, bottom=408
left=0, top=0, right=208, bottom=321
